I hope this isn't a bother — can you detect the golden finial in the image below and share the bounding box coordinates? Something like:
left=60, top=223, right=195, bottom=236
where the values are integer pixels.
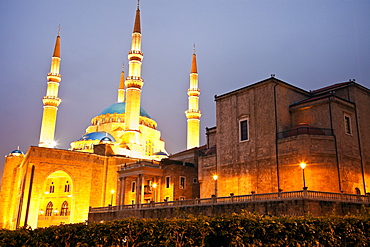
left=58, top=24, right=61, bottom=36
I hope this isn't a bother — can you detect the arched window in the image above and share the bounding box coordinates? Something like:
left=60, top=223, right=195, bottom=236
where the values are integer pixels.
left=49, top=182, right=55, bottom=193
left=45, top=201, right=53, bottom=216
left=60, top=201, right=69, bottom=216
left=145, top=140, right=153, bottom=156
left=64, top=181, right=70, bottom=192
left=355, top=187, right=361, bottom=195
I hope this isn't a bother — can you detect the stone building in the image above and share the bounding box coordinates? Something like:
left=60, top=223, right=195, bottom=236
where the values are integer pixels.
left=199, top=77, right=369, bottom=198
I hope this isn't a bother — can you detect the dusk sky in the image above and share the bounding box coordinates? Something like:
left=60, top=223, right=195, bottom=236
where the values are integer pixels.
left=1, top=0, right=369, bottom=178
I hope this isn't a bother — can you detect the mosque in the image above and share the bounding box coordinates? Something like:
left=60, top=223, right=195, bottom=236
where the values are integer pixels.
left=1, top=3, right=369, bottom=230
left=0, top=3, right=201, bottom=229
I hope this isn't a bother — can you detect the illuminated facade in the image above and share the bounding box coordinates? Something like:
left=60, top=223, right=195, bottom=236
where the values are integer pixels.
left=199, top=77, right=370, bottom=198
left=185, top=47, right=201, bottom=149
left=70, top=5, right=166, bottom=161
left=0, top=4, right=196, bottom=230
left=38, top=29, right=61, bottom=148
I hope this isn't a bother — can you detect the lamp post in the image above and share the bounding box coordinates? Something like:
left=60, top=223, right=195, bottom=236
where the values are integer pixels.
left=213, top=174, right=218, bottom=197
left=300, top=162, right=307, bottom=190
left=110, top=189, right=115, bottom=206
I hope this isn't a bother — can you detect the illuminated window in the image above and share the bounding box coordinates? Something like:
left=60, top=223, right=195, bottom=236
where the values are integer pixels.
left=49, top=182, right=55, bottom=193
left=344, top=114, right=351, bottom=134
left=45, top=201, right=53, bottom=216
left=239, top=118, right=249, bottom=141
left=165, top=176, right=170, bottom=189
left=131, top=181, right=136, bottom=193
left=64, top=181, right=70, bottom=193
left=180, top=176, right=186, bottom=189
left=60, top=201, right=68, bottom=216
left=145, top=140, right=153, bottom=156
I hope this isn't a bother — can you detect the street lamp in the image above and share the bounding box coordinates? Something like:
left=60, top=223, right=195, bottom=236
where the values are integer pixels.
left=110, top=189, right=115, bottom=206
left=299, top=162, right=307, bottom=190
left=213, top=174, right=218, bottom=197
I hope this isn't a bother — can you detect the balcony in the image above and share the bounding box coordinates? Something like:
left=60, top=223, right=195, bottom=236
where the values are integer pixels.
left=277, top=126, right=333, bottom=140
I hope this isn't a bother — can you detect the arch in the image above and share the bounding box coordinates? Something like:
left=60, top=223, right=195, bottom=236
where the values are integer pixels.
left=43, top=169, right=74, bottom=195
left=45, top=201, right=53, bottom=216
left=60, top=201, right=69, bottom=216
left=355, top=187, right=361, bottom=195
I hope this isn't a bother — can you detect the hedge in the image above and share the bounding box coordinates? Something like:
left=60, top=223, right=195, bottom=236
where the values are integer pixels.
left=1, top=212, right=369, bottom=246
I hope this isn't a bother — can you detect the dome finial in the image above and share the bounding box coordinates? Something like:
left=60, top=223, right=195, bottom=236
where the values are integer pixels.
left=137, top=0, right=140, bottom=10
left=193, top=43, right=196, bottom=55
left=121, top=62, right=124, bottom=71
left=58, top=24, right=61, bottom=36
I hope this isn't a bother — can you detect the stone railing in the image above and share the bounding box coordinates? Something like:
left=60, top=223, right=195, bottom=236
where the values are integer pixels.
left=277, top=127, right=333, bottom=140
left=89, top=190, right=370, bottom=213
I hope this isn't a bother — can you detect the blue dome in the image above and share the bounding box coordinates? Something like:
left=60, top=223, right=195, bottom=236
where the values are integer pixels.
left=9, top=149, right=24, bottom=156
left=78, top=132, right=116, bottom=142
left=99, top=102, right=151, bottom=118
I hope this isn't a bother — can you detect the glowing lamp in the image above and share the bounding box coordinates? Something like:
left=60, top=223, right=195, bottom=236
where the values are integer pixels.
left=152, top=183, right=157, bottom=188
left=300, top=162, right=306, bottom=169
left=213, top=174, right=218, bottom=181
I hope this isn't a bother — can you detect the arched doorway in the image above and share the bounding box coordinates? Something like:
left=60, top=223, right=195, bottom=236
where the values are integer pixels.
left=38, top=170, right=73, bottom=228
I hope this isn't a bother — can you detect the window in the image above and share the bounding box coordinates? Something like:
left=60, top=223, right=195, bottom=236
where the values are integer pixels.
left=344, top=115, right=351, bottom=134
left=193, top=178, right=198, bottom=184
left=60, top=201, right=69, bottom=216
left=145, top=141, right=153, bottom=156
left=49, top=182, right=55, bottom=193
left=239, top=118, right=249, bottom=141
left=179, top=196, right=185, bottom=200
left=64, top=181, right=70, bottom=192
left=45, top=201, right=53, bottom=216
left=131, top=181, right=136, bottom=193
left=165, top=176, right=170, bottom=189
left=180, top=176, right=186, bottom=189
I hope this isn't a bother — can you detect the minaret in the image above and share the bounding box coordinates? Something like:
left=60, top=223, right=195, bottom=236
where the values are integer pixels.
left=185, top=45, right=201, bottom=149
left=124, top=1, right=144, bottom=139
left=117, top=63, right=125, bottom=103
left=39, top=27, right=62, bottom=148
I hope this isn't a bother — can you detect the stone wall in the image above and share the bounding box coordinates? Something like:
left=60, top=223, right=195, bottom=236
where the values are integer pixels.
left=88, top=198, right=370, bottom=222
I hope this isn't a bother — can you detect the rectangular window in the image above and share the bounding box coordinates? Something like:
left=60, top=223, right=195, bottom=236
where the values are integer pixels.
left=239, top=119, right=249, bottom=141
left=165, top=176, right=170, bottom=189
left=131, top=181, right=136, bottom=193
left=344, top=115, right=351, bottom=134
left=179, top=196, right=185, bottom=200
left=180, top=176, right=186, bottom=189
left=193, top=178, right=198, bottom=184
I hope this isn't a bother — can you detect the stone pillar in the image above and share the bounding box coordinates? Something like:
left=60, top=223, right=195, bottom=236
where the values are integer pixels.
left=141, top=175, right=145, bottom=204
left=136, top=175, right=141, bottom=205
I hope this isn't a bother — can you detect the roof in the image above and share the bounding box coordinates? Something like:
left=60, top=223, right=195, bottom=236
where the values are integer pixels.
left=78, top=132, right=116, bottom=142
left=215, top=77, right=309, bottom=100
left=99, top=102, right=151, bottom=118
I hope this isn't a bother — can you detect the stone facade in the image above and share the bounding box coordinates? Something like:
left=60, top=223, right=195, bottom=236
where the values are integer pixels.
left=199, top=78, right=370, bottom=198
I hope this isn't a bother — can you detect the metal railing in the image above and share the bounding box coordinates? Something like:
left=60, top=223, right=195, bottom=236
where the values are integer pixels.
left=89, top=190, right=370, bottom=213
left=277, top=127, right=333, bottom=140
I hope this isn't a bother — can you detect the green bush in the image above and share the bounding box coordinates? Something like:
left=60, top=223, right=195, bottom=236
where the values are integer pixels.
left=1, top=213, right=369, bottom=246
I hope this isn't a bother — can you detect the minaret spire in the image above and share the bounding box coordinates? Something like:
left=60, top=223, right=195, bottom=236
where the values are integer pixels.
left=186, top=46, right=201, bottom=149
left=39, top=28, right=62, bottom=148
left=117, top=63, right=125, bottom=103
left=123, top=3, right=144, bottom=147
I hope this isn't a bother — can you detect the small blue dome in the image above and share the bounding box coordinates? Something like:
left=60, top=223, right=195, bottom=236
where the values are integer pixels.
left=99, top=102, right=151, bottom=118
left=78, top=132, right=116, bottom=142
left=9, top=149, right=24, bottom=156
left=154, top=151, right=168, bottom=156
